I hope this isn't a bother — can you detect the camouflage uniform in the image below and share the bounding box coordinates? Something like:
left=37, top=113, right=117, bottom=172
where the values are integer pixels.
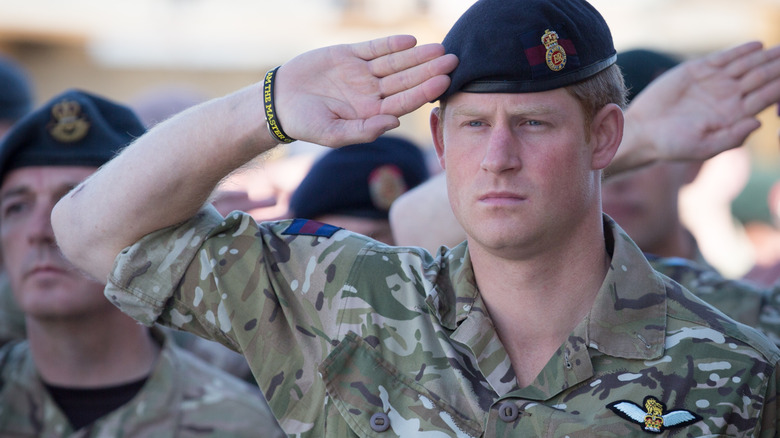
left=0, top=326, right=285, bottom=438
left=650, top=255, right=780, bottom=349
left=0, top=271, right=25, bottom=345
left=105, top=207, right=780, bottom=437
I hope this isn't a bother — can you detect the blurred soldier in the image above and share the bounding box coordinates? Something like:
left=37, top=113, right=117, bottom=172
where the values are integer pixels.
left=0, top=89, right=284, bottom=437
left=0, top=54, right=34, bottom=345
left=602, top=49, right=705, bottom=262
left=289, top=135, right=429, bottom=244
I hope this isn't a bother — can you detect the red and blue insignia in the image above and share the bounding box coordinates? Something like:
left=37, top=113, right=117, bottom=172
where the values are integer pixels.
left=520, top=24, right=580, bottom=79
left=608, top=396, right=701, bottom=434
left=282, top=219, right=341, bottom=237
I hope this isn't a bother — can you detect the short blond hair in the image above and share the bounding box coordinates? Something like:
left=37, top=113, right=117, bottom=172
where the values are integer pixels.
left=437, top=64, right=626, bottom=141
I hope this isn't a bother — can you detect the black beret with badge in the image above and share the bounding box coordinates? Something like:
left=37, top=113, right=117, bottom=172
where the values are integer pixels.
left=289, top=135, right=429, bottom=220
left=437, top=0, right=617, bottom=101
left=0, top=88, right=146, bottom=181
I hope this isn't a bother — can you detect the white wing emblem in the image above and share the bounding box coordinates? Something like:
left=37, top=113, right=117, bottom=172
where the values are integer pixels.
left=608, top=397, right=701, bottom=434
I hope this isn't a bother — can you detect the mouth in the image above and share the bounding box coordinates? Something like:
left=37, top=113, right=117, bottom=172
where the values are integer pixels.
left=478, top=191, right=527, bottom=205
left=25, top=264, right=69, bottom=279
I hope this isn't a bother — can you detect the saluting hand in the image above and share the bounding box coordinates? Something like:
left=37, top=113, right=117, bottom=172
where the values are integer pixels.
left=273, top=35, right=458, bottom=147
left=626, top=41, right=780, bottom=163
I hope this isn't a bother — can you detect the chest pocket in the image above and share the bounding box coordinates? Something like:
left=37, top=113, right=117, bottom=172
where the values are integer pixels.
left=319, top=332, right=482, bottom=437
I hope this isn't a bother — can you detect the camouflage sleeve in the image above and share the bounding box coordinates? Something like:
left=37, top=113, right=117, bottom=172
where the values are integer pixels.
left=650, top=256, right=780, bottom=347
left=106, top=206, right=375, bottom=423
left=758, top=359, right=780, bottom=437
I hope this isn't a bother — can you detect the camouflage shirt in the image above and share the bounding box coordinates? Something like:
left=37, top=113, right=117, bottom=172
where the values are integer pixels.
left=650, top=255, right=780, bottom=348
left=105, top=207, right=780, bottom=437
left=0, top=271, right=25, bottom=345
left=0, top=326, right=285, bottom=438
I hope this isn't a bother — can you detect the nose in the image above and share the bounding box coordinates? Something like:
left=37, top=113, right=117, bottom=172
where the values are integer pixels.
left=480, top=125, right=522, bottom=174
left=28, top=203, right=57, bottom=246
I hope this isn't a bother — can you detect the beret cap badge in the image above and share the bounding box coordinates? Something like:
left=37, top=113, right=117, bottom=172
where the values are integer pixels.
left=437, top=0, right=617, bottom=99
left=368, top=164, right=407, bottom=212
left=47, top=99, right=90, bottom=143
left=542, top=29, right=567, bottom=72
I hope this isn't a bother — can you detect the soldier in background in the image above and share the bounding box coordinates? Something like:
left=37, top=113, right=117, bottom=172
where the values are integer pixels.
left=0, top=55, right=34, bottom=345
left=0, top=89, right=284, bottom=437
left=288, top=134, right=429, bottom=244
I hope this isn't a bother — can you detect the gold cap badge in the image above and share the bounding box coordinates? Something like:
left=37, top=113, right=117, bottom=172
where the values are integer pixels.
left=368, top=164, right=407, bottom=211
left=542, top=29, right=567, bottom=72
left=48, top=99, right=90, bottom=143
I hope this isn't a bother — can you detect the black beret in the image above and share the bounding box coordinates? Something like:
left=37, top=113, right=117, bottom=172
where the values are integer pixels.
left=438, top=0, right=617, bottom=101
left=617, top=49, right=680, bottom=103
left=0, top=89, right=146, bottom=181
left=289, top=135, right=429, bottom=220
left=0, top=56, right=33, bottom=121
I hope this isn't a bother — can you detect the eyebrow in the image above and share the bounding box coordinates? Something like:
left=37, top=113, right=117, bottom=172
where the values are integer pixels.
left=0, top=186, right=29, bottom=203
left=0, top=182, right=81, bottom=204
left=449, top=104, right=556, bottom=118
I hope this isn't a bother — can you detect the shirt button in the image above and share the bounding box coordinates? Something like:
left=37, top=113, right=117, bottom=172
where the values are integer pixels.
left=370, top=412, right=391, bottom=432
left=498, top=401, right=519, bottom=422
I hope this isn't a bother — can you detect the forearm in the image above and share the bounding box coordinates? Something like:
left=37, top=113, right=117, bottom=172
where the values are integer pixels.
left=52, top=35, right=458, bottom=281
left=52, top=83, right=278, bottom=280
left=604, top=108, right=658, bottom=178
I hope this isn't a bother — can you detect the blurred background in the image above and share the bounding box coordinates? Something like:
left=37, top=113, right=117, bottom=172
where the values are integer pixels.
left=1, top=0, right=778, bottom=147
left=2, top=0, right=780, bottom=278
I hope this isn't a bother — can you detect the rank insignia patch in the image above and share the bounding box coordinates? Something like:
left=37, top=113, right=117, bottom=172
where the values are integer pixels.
left=48, top=99, right=90, bottom=143
left=282, top=218, right=341, bottom=238
left=608, top=396, right=701, bottom=434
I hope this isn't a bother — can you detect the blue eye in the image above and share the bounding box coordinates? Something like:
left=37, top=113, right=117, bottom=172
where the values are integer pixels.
left=468, top=121, right=484, bottom=127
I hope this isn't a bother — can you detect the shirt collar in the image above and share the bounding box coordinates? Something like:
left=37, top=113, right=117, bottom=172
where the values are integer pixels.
left=586, top=215, right=666, bottom=360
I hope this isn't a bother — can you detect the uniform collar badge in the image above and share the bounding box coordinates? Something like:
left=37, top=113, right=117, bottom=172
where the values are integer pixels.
left=542, top=29, right=566, bottom=72
left=607, top=396, right=701, bottom=434
left=48, top=99, right=90, bottom=143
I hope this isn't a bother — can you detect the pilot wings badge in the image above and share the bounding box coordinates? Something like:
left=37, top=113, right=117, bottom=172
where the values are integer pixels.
left=607, top=396, right=701, bottom=434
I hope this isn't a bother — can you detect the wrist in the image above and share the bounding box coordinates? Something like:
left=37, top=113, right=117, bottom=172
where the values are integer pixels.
left=614, top=111, right=658, bottom=171
left=262, top=66, right=296, bottom=144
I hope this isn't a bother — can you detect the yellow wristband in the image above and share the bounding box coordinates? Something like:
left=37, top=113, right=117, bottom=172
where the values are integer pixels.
left=263, top=66, right=296, bottom=144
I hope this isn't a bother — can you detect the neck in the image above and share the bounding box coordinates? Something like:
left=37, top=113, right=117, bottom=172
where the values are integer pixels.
left=469, top=213, right=609, bottom=386
left=27, top=310, right=160, bottom=388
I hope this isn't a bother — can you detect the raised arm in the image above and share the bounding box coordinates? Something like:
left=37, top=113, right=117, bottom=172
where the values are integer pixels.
left=51, top=35, right=457, bottom=280
left=608, top=41, right=780, bottom=176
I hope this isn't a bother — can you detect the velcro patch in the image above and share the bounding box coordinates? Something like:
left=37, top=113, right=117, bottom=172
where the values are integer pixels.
left=282, top=218, right=341, bottom=238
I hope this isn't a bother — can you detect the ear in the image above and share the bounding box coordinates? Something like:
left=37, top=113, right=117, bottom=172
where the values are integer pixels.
left=430, top=106, right=446, bottom=170
left=590, top=103, right=624, bottom=170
